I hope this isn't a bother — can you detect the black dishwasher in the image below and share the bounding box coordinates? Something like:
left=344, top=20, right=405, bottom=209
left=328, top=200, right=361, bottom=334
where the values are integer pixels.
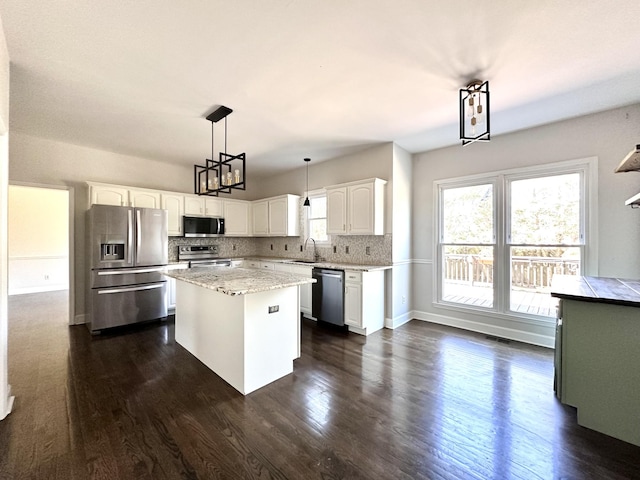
left=312, top=268, right=345, bottom=326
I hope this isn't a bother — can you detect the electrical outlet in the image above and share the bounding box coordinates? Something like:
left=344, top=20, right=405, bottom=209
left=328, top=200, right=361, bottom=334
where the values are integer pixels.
left=366, top=246, right=371, bottom=255
left=285, top=244, right=288, bottom=251
left=333, top=246, right=337, bottom=253
left=345, top=246, right=350, bottom=254
left=402, top=296, right=406, bottom=304
left=233, top=244, right=236, bottom=251
left=44, top=274, right=50, bottom=280
left=268, top=305, right=279, bottom=314
left=300, top=245, right=303, bottom=252
left=270, top=244, right=273, bottom=250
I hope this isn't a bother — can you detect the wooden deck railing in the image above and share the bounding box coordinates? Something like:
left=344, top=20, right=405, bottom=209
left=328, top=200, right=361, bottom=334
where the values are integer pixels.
left=444, top=254, right=579, bottom=289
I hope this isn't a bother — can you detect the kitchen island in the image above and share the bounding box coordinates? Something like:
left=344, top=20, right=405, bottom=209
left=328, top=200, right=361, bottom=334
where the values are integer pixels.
left=164, top=267, right=315, bottom=395
left=551, top=275, right=640, bottom=446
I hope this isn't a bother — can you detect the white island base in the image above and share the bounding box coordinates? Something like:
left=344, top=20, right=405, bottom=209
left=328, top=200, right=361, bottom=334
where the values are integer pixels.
left=174, top=280, right=299, bottom=395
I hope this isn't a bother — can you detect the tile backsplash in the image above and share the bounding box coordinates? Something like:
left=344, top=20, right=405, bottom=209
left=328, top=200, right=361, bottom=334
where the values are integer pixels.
left=168, top=234, right=392, bottom=265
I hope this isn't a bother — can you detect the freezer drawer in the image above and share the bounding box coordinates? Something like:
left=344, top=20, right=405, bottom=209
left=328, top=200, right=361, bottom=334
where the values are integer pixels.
left=91, top=267, right=166, bottom=288
left=90, top=282, right=167, bottom=332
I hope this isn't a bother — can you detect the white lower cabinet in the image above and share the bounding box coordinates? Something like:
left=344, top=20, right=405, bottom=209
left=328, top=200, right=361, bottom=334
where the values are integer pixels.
left=167, top=277, right=176, bottom=312
left=290, top=265, right=312, bottom=317
left=344, top=269, right=384, bottom=335
left=243, top=260, right=261, bottom=269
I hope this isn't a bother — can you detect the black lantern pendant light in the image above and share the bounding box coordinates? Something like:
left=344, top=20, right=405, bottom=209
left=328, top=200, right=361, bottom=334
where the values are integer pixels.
left=194, top=105, right=246, bottom=196
left=303, top=158, right=311, bottom=207
left=460, top=80, right=490, bottom=146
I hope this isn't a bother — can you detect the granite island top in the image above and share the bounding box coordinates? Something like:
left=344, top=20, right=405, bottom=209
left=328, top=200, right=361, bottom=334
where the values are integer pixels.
left=550, top=274, right=640, bottom=307
left=164, top=267, right=316, bottom=296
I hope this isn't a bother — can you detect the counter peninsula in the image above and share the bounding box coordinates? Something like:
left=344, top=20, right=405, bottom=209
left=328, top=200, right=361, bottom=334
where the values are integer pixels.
left=164, top=267, right=315, bottom=395
left=551, top=275, right=640, bottom=447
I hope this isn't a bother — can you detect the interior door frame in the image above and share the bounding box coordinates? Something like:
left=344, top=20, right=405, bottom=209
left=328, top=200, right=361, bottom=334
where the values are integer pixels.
left=8, top=181, right=75, bottom=325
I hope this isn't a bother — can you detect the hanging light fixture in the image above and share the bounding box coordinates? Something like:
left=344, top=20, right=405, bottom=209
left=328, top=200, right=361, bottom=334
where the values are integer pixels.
left=194, top=105, right=246, bottom=196
left=303, top=158, right=311, bottom=207
left=460, top=80, right=490, bottom=146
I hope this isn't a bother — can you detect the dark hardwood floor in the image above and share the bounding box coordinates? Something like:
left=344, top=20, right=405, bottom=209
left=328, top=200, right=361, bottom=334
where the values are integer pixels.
left=1, top=291, right=639, bottom=479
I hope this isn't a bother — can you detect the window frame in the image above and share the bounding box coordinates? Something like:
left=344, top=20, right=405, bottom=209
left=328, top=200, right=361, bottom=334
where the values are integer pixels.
left=433, top=157, right=597, bottom=323
left=304, top=188, right=331, bottom=245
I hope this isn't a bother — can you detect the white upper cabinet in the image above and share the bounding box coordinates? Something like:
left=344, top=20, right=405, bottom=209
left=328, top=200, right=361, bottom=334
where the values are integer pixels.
left=223, top=199, right=252, bottom=236
left=269, top=195, right=299, bottom=236
left=204, top=198, right=223, bottom=217
left=161, top=193, right=184, bottom=236
left=184, top=195, right=205, bottom=216
left=90, top=184, right=129, bottom=206
left=252, top=200, right=269, bottom=236
left=129, top=189, right=161, bottom=209
left=252, top=195, right=299, bottom=237
left=326, top=178, right=386, bottom=235
left=326, top=187, right=348, bottom=234
left=184, top=195, right=223, bottom=217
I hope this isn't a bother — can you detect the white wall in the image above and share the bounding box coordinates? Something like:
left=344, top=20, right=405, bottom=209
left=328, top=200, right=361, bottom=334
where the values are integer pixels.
left=0, top=13, right=14, bottom=420
left=8, top=186, right=69, bottom=294
left=412, top=103, right=640, bottom=346
left=8, top=132, right=197, bottom=322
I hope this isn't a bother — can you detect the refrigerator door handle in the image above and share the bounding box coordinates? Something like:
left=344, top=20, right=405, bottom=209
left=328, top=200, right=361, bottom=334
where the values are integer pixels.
left=136, top=209, right=142, bottom=263
left=97, top=283, right=165, bottom=295
left=97, top=267, right=166, bottom=275
left=127, top=209, right=134, bottom=265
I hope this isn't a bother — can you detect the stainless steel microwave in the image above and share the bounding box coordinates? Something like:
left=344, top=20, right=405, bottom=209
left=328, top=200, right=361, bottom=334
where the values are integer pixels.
left=183, top=216, right=225, bottom=237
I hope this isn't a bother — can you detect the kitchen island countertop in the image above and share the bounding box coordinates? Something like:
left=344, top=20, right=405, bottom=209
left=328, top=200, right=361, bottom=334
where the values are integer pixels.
left=164, top=266, right=315, bottom=296
left=550, top=274, right=640, bottom=308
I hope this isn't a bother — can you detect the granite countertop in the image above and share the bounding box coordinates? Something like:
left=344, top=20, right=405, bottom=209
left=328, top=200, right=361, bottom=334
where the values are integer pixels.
left=164, top=267, right=316, bottom=296
left=550, top=274, right=640, bottom=307
left=244, top=256, right=392, bottom=272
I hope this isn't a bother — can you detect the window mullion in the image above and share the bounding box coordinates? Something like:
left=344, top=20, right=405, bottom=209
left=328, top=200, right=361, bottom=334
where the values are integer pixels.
left=495, top=176, right=507, bottom=313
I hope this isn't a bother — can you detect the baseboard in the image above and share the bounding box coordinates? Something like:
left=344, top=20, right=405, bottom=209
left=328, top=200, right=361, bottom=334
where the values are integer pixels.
left=9, top=285, right=68, bottom=295
left=74, top=313, right=88, bottom=325
left=412, top=310, right=555, bottom=348
left=385, top=311, right=413, bottom=330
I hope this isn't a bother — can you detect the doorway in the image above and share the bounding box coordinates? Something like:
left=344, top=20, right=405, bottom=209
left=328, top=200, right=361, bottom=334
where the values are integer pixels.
left=7, top=184, right=73, bottom=324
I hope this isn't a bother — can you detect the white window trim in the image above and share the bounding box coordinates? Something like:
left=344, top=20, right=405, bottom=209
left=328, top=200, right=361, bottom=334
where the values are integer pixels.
left=303, top=188, right=331, bottom=245
left=432, top=157, right=598, bottom=322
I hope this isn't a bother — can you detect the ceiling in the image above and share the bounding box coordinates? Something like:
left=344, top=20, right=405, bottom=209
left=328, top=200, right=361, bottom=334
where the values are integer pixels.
left=1, top=1, right=640, bottom=176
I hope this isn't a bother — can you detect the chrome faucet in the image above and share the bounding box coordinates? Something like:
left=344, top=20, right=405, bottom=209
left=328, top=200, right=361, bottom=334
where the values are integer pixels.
left=304, top=237, right=319, bottom=262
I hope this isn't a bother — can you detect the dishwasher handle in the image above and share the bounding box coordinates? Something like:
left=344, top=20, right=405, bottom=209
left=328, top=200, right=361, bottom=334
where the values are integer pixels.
left=314, top=272, right=343, bottom=280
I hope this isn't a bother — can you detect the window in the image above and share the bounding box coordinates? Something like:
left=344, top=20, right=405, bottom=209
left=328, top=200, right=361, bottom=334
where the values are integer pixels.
left=306, top=191, right=329, bottom=243
left=436, top=159, right=594, bottom=319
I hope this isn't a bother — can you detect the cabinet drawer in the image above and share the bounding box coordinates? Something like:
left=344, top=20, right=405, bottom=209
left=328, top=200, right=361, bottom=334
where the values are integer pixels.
left=245, top=261, right=261, bottom=268
left=261, top=262, right=275, bottom=270
left=345, top=271, right=362, bottom=283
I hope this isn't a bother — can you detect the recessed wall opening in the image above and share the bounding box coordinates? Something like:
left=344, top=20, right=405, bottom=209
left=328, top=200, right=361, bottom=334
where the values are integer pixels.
left=7, top=185, right=71, bottom=324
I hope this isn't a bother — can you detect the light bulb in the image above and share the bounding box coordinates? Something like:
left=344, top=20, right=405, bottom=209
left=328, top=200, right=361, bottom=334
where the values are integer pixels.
left=234, top=169, right=241, bottom=184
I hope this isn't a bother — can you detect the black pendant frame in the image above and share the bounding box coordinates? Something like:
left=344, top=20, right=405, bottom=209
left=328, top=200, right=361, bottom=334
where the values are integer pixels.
left=194, top=105, right=246, bottom=196
left=459, top=80, right=490, bottom=146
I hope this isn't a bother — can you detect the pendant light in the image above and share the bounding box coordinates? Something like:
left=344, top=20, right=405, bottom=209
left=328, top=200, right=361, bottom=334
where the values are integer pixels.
left=459, top=80, right=490, bottom=146
left=194, top=105, right=246, bottom=196
left=303, top=158, right=311, bottom=207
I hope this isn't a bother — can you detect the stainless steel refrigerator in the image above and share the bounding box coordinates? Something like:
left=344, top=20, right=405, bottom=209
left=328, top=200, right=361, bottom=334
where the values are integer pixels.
left=87, top=204, right=168, bottom=333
